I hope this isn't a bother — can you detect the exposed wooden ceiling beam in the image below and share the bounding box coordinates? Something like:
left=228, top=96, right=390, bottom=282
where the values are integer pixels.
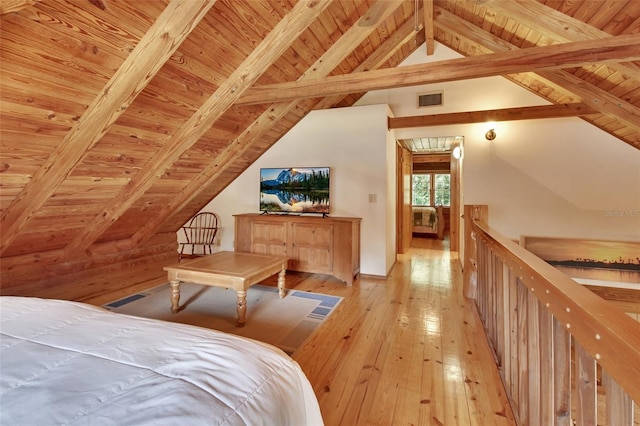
left=483, top=0, right=640, bottom=79
left=314, top=12, right=422, bottom=110
left=67, top=0, right=334, bottom=257
left=0, top=0, right=39, bottom=14
left=537, top=70, right=640, bottom=134
left=130, top=0, right=406, bottom=246
left=388, top=103, right=598, bottom=129
left=236, top=33, right=640, bottom=105
left=423, top=0, right=434, bottom=55
left=0, top=0, right=215, bottom=256
left=433, top=7, right=640, bottom=135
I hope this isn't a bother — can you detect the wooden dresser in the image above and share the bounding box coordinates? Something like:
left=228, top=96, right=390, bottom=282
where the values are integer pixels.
left=234, top=213, right=361, bottom=285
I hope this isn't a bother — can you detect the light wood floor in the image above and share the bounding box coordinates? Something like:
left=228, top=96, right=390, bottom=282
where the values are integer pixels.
left=290, top=236, right=516, bottom=426
left=76, top=236, right=515, bottom=425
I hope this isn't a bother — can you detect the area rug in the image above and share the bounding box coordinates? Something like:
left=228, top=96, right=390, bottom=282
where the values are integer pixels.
left=104, top=283, right=342, bottom=355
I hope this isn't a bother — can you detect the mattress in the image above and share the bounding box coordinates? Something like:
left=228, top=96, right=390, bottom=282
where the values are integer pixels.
left=413, top=206, right=438, bottom=231
left=0, top=296, right=323, bottom=425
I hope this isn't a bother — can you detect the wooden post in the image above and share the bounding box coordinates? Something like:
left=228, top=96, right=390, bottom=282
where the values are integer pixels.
left=462, top=204, right=488, bottom=299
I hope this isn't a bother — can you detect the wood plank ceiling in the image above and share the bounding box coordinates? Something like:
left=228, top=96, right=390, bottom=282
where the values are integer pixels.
left=1, top=0, right=639, bottom=294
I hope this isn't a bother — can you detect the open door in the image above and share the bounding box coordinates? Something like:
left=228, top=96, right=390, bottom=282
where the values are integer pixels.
left=449, top=140, right=462, bottom=252
left=396, top=143, right=412, bottom=254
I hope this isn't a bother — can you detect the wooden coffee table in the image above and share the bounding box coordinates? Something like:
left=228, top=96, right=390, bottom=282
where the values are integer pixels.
left=163, top=251, right=288, bottom=326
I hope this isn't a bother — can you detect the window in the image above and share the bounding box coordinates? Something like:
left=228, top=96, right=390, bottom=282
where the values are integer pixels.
left=412, top=174, right=431, bottom=206
left=412, top=173, right=450, bottom=207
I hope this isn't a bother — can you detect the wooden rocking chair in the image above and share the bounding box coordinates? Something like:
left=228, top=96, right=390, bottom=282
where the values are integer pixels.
left=178, top=212, right=219, bottom=261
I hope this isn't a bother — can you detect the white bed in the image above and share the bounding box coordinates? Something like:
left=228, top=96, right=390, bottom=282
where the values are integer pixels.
left=412, top=205, right=444, bottom=240
left=0, top=296, right=324, bottom=425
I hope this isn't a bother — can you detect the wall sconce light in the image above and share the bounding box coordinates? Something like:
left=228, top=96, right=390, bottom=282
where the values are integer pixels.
left=485, top=128, right=496, bottom=141
left=452, top=146, right=462, bottom=159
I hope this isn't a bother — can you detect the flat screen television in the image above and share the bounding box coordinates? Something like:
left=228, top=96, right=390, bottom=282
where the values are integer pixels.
left=260, top=167, right=330, bottom=214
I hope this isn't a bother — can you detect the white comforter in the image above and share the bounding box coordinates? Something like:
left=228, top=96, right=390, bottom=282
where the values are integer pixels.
left=412, top=206, right=437, bottom=230
left=0, top=297, right=323, bottom=426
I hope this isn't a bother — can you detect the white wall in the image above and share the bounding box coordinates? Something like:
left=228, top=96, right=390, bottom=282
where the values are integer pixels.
left=199, top=104, right=394, bottom=276
left=358, top=43, right=640, bottom=242
left=385, top=105, right=397, bottom=270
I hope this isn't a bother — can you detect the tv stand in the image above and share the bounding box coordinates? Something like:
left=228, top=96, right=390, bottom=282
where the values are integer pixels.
left=234, top=213, right=361, bottom=285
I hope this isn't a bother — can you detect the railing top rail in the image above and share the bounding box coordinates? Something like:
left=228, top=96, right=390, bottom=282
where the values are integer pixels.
left=472, top=219, right=640, bottom=401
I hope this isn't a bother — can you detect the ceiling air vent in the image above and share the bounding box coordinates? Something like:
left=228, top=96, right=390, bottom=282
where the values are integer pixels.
left=417, top=91, right=443, bottom=108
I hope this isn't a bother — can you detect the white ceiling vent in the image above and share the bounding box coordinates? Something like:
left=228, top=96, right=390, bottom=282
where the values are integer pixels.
left=417, top=91, right=443, bottom=108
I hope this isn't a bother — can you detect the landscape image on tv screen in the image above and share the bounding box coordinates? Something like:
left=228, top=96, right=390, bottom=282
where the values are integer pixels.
left=260, top=167, right=330, bottom=214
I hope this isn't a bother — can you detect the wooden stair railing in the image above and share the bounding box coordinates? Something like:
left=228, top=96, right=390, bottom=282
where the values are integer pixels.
left=463, top=205, right=640, bottom=425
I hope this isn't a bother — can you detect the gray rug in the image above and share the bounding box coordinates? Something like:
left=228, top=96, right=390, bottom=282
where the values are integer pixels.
left=104, top=283, right=342, bottom=355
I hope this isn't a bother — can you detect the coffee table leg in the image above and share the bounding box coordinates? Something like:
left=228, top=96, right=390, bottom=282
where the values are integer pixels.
left=236, top=290, right=247, bottom=327
left=170, top=280, right=181, bottom=313
left=278, top=264, right=286, bottom=298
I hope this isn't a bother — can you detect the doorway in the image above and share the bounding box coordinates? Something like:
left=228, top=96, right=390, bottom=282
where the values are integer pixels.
left=396, top=137, right=463, bottom=255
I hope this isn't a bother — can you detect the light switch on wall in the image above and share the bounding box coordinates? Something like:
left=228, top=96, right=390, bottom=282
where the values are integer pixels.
left=368, top=194, right=377, bottom=203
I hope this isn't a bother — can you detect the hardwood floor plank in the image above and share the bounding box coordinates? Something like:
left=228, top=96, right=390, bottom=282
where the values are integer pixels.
left=394, top=284, right=431, bottom=426
left=361, top=270, right=413, bottom=425
left=421, top=275, right=447, bottom=425
left=315, top=279, right=395, bottom=425
left=337, top=282, right=398, bottom=425
left=441, top=301, right=474, bottom=425
left=340, top=336, right=391, bottom=425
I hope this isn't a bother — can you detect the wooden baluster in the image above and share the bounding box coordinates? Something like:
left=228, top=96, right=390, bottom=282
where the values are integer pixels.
left=603, top=371, right=634, bottom=426
left=553, top=317, right=572, bottom=426
left=539, top=302, right=554, bottom=424
left=484, top=240, right=491, bottom=331
left=477, top=237, right=485, bottom=320
left=479, top=238, right=486, bottom=323
left=508, top=267, right=519, bottom=417
left=575, top=341, right=597, bottom=426
left=488, top=247, right=496, bottom=348
left=517, top=278, right=529, bottom=423
left=496, top=258, right=507, bottom=371
left=527, top=289, right=541, bottom=425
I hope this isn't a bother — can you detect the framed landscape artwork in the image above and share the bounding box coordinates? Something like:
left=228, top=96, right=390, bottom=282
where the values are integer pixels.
left=521, top=236, right=640, bottom=285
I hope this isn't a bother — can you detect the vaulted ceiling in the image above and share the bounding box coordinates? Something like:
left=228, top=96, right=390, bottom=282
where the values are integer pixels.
left=1, top=0, right=638, bottom=291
